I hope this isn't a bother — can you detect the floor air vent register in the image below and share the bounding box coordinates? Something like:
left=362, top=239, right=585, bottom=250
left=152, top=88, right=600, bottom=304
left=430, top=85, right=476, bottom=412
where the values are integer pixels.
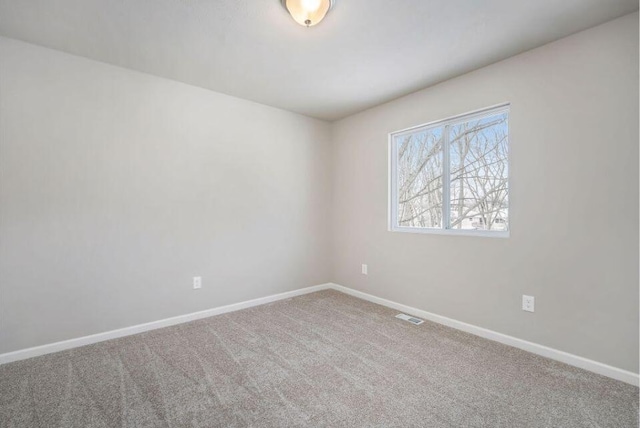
left=395, top=313, right=424, bottom=325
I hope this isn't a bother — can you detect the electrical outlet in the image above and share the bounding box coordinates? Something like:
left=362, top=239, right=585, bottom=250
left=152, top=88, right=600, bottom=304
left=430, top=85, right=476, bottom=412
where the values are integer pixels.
left=361, top=264, right=368, bottom=275
left=193, top=276, right=202, bottom=289
left=522, top=295, right=534, bottom=312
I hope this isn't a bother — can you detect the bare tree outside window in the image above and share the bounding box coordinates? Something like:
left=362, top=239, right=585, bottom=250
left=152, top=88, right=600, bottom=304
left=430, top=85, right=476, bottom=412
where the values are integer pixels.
left=449, top=112, right=508, bottom=231
left=396, top=128, right=443, bottom=228
left=390, top=106, right=509, bottom=236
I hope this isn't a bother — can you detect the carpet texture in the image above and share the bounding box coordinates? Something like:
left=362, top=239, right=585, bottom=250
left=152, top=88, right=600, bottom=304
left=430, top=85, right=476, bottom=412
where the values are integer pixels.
left=1, top=290, right=637, bottom=427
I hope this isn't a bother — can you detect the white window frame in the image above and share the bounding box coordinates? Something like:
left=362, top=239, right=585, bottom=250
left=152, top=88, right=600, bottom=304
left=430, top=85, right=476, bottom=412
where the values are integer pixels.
left=389, top=103, right=510, bottom=238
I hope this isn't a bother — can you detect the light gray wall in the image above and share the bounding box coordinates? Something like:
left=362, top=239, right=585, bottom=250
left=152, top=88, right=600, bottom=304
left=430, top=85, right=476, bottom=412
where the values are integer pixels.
left=330, top=13, right=639, bottom=372
left=0, top=37, right=332, bottom=354
left=1, top=13, right=637, bottom=375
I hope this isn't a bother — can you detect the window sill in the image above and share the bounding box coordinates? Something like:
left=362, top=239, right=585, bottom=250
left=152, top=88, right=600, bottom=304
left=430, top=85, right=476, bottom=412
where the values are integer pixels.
left=389, top=226, right=509, bottom=239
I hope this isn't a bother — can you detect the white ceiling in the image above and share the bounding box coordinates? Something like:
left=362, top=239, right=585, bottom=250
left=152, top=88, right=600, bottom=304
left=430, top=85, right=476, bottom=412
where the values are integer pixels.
left=0, top=1, right=637, bottom=121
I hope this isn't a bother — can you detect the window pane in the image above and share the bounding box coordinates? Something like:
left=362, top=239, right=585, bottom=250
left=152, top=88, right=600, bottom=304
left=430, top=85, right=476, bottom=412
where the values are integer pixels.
left=396, top=127, right=443, bottom=228
left=449, top=112, right=508, bottom=231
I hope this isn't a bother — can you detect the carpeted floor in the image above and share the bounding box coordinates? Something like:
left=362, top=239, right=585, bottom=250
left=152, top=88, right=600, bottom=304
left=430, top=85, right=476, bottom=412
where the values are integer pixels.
left=1, top=290, right=638, bottom=427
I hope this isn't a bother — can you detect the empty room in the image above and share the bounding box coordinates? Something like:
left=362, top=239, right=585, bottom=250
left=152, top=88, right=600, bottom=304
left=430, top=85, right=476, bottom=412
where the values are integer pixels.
left=0, top=1, right=638, bottom=427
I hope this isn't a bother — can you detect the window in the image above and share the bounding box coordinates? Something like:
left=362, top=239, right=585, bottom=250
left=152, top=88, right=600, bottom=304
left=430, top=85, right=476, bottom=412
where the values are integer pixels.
left=389, top=105, right=509, bottom=237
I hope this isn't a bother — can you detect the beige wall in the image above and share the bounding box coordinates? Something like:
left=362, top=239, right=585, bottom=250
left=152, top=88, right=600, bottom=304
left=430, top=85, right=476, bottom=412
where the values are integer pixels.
left=1, top=13, right=637, bottom=375
left=330, top=13, right=639, bottom=372
left=0, top=37, right=332, bottom=354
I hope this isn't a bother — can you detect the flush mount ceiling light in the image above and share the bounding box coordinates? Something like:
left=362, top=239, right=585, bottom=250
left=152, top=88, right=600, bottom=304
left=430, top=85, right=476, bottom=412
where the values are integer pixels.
left=281, top=0, right=334, bottom=27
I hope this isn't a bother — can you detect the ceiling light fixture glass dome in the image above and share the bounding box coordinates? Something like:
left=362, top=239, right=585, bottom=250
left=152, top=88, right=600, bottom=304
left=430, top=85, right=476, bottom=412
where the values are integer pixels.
left=281, top=0, right=334, bottom=27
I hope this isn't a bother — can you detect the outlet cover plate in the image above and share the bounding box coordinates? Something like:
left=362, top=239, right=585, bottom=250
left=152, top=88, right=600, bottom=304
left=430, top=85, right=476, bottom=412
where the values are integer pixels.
left=193, top=276, right=202, bottom=289
left=522, top=295, right=534, bottom=312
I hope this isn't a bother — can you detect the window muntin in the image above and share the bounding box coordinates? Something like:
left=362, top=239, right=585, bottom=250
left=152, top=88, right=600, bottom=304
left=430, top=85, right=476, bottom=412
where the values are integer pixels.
left=390, top=105, right=509, bottom=237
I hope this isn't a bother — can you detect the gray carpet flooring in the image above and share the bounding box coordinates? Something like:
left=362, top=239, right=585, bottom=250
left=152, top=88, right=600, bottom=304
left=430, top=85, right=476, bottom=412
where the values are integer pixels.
left=1, top=290, right=638, bottom=427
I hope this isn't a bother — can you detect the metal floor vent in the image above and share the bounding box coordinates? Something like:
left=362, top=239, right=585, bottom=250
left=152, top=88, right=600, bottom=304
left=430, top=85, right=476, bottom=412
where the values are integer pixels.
left=395, top=313, right=424, bottom=325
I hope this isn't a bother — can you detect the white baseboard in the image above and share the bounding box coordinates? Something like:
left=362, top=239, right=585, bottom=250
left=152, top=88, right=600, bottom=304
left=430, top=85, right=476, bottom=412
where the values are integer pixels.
left=0, top=283, right=331, bottom=365
left=328, top=283, right=639, bottom=387
left=2, top=282, right=637, bottom=387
